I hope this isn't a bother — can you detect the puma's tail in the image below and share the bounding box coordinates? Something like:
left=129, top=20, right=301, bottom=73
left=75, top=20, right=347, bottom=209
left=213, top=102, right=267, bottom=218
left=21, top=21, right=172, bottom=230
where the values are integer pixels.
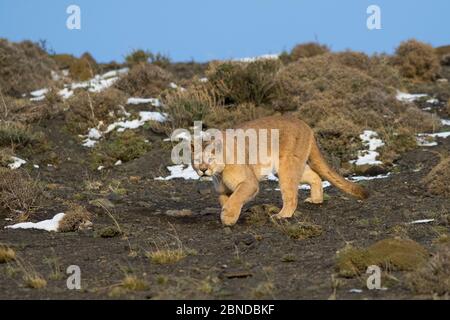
left=308, top=137, right=369, bottom=200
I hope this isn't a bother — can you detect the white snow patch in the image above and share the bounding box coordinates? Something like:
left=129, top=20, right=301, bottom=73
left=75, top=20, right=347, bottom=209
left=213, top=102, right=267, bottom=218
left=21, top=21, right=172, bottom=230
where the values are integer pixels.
left=349, top=173, right=391, bottom=181
left=426, top=98, right=439, bottom=104
left=199, top=77, right=208, bottom=82
left=114, top=160, right=122, bottom=166
left=350, top=130, right=384, bottom=166
left=442, top=119, right=450, bottom=126
left=58, top=87, right=74, bottom=99
left=396, top=91, right=427, bottom=102
left=417, top=131, right=450, bottom=146
left=127, top=97, right=161, bottom=107
left=105, top=111, right=167, bottom=133
left=8, top=156, right=26, bottom=170
left=409, top=219, right=435, bottom=225
left=5, top=213, right=65, bottom=232
left=349, top=289, right=363, bottom=293
left=154, top=165, right=200, bottom=180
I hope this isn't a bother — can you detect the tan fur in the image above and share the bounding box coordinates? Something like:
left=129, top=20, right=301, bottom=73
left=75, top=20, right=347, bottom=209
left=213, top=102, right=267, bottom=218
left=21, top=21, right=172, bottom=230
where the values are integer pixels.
left=192, top=116, right=369, bottom=226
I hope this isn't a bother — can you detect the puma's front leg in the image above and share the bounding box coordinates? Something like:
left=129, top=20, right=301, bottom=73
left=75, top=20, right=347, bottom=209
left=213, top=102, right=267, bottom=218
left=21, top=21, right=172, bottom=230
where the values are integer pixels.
left=221, top=181, right=259, bottom=226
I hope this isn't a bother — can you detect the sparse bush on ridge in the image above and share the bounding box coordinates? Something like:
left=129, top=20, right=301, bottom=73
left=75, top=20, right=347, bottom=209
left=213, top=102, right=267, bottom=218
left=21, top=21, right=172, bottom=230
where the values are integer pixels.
left=115, top=62, right=173, bottom=97
left=52, top=52, right=98, bottom=81
left=289, top=42, right=330, bottom=61
left=393, top=39, right=441, bottom=82
left=0, top=39, right=58, bottom=97
left=206, top=60, right=282, bottom=107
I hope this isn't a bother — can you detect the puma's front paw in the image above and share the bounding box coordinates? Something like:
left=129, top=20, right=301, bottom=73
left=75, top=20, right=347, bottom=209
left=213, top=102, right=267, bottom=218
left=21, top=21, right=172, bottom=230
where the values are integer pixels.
left=220, top=206, right=240, bottom=226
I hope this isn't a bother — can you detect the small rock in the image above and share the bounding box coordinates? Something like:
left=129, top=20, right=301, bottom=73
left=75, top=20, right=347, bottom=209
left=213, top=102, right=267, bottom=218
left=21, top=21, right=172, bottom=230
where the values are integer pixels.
left=129, top=176, right=141, bottom=183
left=235, top=234, right=256, bottom=246
left=164, top=209, right=193, bottom=217
left=223, top=227, right=232, bottom=235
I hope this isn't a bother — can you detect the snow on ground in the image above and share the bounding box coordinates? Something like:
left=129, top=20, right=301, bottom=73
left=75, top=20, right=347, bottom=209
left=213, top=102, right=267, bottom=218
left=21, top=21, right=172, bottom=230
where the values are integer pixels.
left=8, top=156, right=26, bottom=170
left=234, top=53, right=280, bottom=63
left=396, top=91, right=427, bottom=102
left=409, top=219, right=435, bottom=225
left=350, top=130, right=384, bottom=166
left=442, top=119, right=450, bottom=126
left=5, top=213, right=65, bottom=232
left=154, top=165, right=200, bottom=180
left=29, top=68, right=129, bottom=102
left=417, top=131, right=450, bottom=147
left=105, top=111, right=167, bottom=133
left=127, top=97, right=161, bottom=107
left=82, top=111, right=167, bottom=147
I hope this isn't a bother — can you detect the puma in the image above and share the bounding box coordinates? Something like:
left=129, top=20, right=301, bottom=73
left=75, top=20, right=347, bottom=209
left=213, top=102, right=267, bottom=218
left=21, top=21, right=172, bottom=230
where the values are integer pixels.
left=191, top=116, right=369, bottom=226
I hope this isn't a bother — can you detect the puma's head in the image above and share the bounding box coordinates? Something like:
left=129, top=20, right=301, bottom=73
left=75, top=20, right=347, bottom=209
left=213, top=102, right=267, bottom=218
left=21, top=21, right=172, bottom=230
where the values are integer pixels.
left=191, top=139, right=225, bottom=177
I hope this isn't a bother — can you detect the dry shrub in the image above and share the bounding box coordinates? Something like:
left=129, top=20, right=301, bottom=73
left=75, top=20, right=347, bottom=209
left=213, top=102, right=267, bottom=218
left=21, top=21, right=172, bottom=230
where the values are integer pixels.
left=162, top=84, right=218, bottom=130
left=393, top=39, right=441, bottom=81
left=422, top=156, right=450, bottom=197
left=275, top=54, right=439, bottom=162
left=290, top=42, right=330, bottom=61
left=206, top=59, right=282, bottom=107
left=58, top=204, right=92, bottom=232
left=204, top=103, right=275, bottom=129
left=407, top=244, right=450, bottom=296
left=115, top=62, right=173, bottom=97
left=91, top=131, right=151, bottom=167
left=0, top=168, right=44, bottom=219
left=0, top=39, right=57, bottom=97
left=52, top=52, right=98, bottom=81
left=163, top=84, right=274, bottom=131
left=1, top=94, right=62, bottom=123
left=125, top=49, right=151, bottom=66
left=65, top=88, right=126, bottom=133
left=0, top=121, right=39, bottom=149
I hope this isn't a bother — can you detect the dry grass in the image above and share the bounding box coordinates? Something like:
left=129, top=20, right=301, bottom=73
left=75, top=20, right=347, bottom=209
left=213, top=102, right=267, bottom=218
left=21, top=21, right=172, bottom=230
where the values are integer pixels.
left=393, top=39, right=441, bottom=81
left=0, top=39, right=57, bottom=97
left=422, top=155, right=450, bottom=197
left=0, top=245, right=16, bottom=263
left=115, top=62, right=173, bottom=97
left=121, top=275, right=149, bottom=291
left=0, top=168, right=44, bottom=219
left=0, top=121, right=40, bottom=149
left=58, top=204, right=92, bottom=232
left=23, top=275, right=47, bottom=289
left=147, top=248, right=187, bottom=264
left=407, top=244, right=450, bottom=297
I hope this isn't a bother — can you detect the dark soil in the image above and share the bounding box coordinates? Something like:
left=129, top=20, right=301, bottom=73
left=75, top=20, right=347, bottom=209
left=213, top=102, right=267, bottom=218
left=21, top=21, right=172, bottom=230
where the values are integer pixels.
left=0, top=116, right=449, bottom=300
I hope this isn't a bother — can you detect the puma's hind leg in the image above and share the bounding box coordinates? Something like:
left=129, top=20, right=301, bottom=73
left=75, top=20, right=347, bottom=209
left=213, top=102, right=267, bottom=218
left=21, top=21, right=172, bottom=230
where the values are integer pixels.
left=301, top=165, right=323, bottom=204
left=274, top=156, right=308, bottom=219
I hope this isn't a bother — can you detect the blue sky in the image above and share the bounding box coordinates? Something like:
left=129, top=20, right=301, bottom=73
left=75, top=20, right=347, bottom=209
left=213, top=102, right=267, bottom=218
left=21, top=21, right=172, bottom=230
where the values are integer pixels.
left=0, top=0, right=449, bottom=63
